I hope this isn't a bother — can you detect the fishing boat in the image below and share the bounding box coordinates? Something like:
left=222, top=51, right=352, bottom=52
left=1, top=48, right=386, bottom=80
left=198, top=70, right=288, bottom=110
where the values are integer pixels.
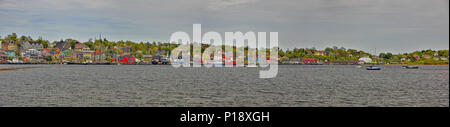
left=403, top=65, right=419, bottom=69
left=366, top=65, right=381, bottom=70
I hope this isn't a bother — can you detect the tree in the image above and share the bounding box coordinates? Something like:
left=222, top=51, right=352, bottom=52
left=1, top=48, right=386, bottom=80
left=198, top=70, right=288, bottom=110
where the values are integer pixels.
left=438, top=50, right=449, bottom=57
left=85, top=41, right=95, bottom=49
left=37, top=36, right=49, bottom=48
left=4, top=33, right=18, bottom=42
left=19, top=35, right=33, bottom=42
left=65, top=39, right=78, bottom=49
left=44, top=56, right=52, bottom=61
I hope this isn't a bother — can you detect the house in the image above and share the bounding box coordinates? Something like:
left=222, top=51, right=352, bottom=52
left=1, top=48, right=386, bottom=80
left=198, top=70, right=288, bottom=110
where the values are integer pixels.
left=30, top=41, right=43, bottom=51
left=2, top=42, right=9, bottom=50
left=61, top=50, right=71, bottom=58
left=288, top=58, right=300, bottom=64
left=434, top=52, right=440, bottom=57
left=7, top=42, right=17, bottom=51
left=358, top=57, right=372, bottom=64
left=2, top=40, right=15, bottom=48
left=400, top=58, right=409, bottom=62
left=42, top=48, right=53, bottom=57
left=0, top=53, right=7, bottom=63
left=415, top=56, right=420, bottom=61
left=328, top=52, right=336, bottom=56
left=122, top=46, right=131, bottom=53
left=23, top=49, right=41, bottom=57
left=74, top=43, right=87, bottom=50
left=306, top=50, right=313, bottom=56
left=413, top=54, right=420, bottom=61
left=314, top=51, right=327, bottom=57
left=301, top=58, right=318, bottom=64
left=142, top=55, right=153, bottom=63
left=21, top=41, right=43, bottom=51
left=6, top=50, right=15, bottom=58
left=21, top=41, right=32, bottom=50
left=74, top=43, right=93, bottom=59
left=23, top=49, right=42, bottom=62
left=0, top=50, right=7, bottom=63
left=53, top=40, right=70, bottom=50
left=422, top=55, right=432, bottom=59
left=93, top=49, right=103, bottom=61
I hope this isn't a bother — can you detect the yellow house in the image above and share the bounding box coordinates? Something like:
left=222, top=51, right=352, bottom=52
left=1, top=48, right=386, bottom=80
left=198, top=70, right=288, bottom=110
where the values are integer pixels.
left=314, top=51, right=327, bottom=57
left=8, top=44, right=17, bottom=50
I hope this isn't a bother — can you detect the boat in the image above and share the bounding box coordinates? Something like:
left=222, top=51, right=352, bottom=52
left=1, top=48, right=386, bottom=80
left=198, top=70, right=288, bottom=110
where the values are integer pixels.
left=245, top=65, right=258, bottom=68
left=403, top=65, right=419, bottom=69
left=366, top=65, right=381, bottom=70
left=152, top=60, right=158, bottom=65
left=365, top=48, right=381, bottom=70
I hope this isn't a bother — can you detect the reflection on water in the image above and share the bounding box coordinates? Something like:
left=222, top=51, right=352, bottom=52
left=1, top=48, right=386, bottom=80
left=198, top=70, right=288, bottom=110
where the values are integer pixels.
left=0, top=65, right=448, bottom=107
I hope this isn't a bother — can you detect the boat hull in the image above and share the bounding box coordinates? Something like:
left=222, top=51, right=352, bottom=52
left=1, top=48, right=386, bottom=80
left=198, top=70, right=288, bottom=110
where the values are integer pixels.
left=403, top=66, right=419, bottom=69
left=366, top=68, right=381, bottom=70
left=366, top=65, right=381, bottom=70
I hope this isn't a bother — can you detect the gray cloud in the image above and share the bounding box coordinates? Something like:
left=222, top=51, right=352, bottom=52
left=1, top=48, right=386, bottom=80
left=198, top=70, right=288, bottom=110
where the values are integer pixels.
left=0, top=0, right=448, bottom=53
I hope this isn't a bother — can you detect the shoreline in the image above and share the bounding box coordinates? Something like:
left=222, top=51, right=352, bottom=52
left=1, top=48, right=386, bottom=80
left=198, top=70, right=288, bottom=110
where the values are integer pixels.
left=1, top=63, right=448, bottom=66
left=0, top=67, right=41, bottom=71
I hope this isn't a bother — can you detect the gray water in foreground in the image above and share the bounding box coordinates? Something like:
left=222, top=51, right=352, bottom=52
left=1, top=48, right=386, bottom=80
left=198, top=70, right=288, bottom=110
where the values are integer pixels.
left=0, top=65, right=448, bottom=107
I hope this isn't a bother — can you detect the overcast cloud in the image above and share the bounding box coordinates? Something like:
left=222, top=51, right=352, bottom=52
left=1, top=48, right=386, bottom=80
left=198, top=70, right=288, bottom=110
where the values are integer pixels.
left=0, top=0, right=448, bottom=53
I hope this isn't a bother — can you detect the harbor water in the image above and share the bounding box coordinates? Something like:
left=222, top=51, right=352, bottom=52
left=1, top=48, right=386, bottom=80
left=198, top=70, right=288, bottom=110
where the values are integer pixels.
left=0, top=65, right=448, bottom=107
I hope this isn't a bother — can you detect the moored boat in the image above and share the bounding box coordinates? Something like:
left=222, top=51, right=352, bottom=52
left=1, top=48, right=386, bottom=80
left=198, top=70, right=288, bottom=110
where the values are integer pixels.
left=403, top=65, right=419, bottom=69
left=366, top=65, right=381, bottom=70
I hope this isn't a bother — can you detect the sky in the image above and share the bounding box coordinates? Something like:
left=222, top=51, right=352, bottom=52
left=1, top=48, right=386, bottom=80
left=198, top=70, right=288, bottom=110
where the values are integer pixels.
left=0, top=0, right=448, bottom=54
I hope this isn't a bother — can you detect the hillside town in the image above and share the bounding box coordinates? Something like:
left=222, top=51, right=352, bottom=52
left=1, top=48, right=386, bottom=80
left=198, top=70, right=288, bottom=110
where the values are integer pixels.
left=0, top=33, right=449, bottom=65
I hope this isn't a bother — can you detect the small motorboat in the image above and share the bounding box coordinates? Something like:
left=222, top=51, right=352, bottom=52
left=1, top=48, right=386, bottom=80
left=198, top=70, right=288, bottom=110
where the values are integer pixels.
left=403, top=65, right=419, bottom=69
left=366, top=65, right=381, bottom=70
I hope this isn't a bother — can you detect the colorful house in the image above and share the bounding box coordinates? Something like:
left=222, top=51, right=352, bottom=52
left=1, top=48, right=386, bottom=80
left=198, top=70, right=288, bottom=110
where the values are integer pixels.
left=314, top=51, right=327, bottom=57
left=301, top=58, right=318, bottom=64
left=7, top=51, right=15, bottom=57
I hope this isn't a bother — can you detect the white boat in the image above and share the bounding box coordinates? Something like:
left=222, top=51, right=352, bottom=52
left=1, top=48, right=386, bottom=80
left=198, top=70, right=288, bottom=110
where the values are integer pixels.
left=245, top=65, right=258, bottom=68
left=403, top=65, right=419, bottom=69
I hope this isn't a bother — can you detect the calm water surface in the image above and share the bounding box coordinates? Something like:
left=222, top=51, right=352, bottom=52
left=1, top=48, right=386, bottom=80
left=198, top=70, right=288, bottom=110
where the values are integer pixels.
left=0, top=65, right=448, bottom=107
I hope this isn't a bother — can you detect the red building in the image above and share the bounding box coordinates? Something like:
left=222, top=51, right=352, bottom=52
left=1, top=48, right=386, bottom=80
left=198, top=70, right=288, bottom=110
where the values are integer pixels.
left=112, top=55, right=136, bottom=64
left=301, top=58, right=319, bottom=64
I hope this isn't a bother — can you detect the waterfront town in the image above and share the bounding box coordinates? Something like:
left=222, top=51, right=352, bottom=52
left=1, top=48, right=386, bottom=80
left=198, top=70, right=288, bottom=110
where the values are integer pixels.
left=0, top=33, right=448, bottom=65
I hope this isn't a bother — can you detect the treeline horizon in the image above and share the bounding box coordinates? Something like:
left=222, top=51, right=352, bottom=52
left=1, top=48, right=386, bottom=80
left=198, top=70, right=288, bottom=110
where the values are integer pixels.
left=1, top=33, right=449, bottom=64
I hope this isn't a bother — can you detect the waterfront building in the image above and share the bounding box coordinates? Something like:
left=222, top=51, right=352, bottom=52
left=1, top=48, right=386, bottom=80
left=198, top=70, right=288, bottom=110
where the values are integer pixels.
left=7, top=42, right=17, bottom=51
left=23, top=49, right=42, bottom=59
left=74, top=43, right=94, bottom=60
left=422, top=55, right=432, bottom=59
left=301, top=58, right=319, bottom=64
left=358, top=57, right=372, bottom=64
left=0, top=50, right=7, bottom=63
left=2, top=42, right=9, bottom=50
left=142, top=55, right=153, bottom=63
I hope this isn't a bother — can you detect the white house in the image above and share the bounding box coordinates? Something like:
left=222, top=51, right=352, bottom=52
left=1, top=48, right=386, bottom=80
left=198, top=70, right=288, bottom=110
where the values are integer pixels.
left=358, top=57, right=372, bottom=64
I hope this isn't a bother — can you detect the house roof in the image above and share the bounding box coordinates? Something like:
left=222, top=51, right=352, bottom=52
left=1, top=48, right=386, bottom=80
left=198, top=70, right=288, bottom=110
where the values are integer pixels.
left=29, top=41, right=42, bottom=45
left=54, top=41, right=69, bottom=50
